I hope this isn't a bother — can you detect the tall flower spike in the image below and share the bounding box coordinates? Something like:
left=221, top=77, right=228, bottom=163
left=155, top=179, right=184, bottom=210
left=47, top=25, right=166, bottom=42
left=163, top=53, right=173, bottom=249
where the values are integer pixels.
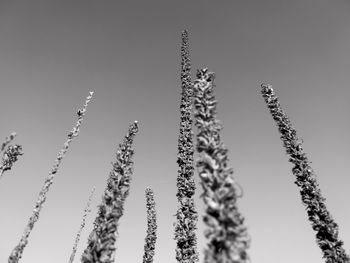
left=261, top=83, right=350, bottom=263
left=0, top=144, right=23, bottom=179
left=81, top=121, right=139, bottom=263
left=69, top=187, right=96, bottom=263
left=173, top=29, right=199, bottom=263
left=8, top=91, right=94, bottom=263
left=193, top=68, right=250, bottom=263
left=142, top=187, right=158, bottom=263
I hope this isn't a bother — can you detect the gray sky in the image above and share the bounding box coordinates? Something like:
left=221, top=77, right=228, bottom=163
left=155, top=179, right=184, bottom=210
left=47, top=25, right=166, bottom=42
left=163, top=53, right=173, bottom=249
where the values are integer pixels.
left=1, top=1, right=350, bottom=262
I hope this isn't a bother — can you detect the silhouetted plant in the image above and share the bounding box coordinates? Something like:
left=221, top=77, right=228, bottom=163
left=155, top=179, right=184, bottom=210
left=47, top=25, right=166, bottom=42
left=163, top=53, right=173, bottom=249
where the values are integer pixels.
left=173, top=29, right=199, bottom=263
left=142, top=187, right=157, bottom=263
left=69, top=187, right=96, bottom=263
left=261, top=83, right=350, bottom=263
left=81, top=121, right=139, bottom=263
left=193, top=68, right=250, bottom=263
left=8, top=91, right=94, bottom=263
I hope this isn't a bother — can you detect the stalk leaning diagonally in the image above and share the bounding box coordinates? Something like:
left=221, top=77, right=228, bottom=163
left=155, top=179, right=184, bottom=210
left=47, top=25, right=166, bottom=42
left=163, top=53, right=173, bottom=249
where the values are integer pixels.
left=8, top=91, right=94, bottom=263
left=69, top=187, right=96, bottom=263
left=81, top=121, right=139, bottom=263
left=261, top=83, right=349, bottom=263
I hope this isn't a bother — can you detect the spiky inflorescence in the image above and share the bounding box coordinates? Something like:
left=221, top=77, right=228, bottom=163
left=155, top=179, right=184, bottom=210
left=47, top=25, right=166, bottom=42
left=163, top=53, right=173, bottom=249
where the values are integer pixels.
left=8, top=91, right=94, bottom=263
left=173, top=29, right=199, bottom=263
left=69, top=187, right=96, bottom=263
left=261, top=83, right=350, bottom=263
left=0, top=144, right=23, bottom=178
left=193, top=68, right=250, bottom=263
left=142, top=187, right=158, bottom=263
left=81, top=121, right=139, bottom=263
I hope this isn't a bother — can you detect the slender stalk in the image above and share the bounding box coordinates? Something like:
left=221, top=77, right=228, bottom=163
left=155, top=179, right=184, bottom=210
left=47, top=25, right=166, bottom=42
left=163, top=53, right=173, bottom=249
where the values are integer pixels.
left=261, top=83, right=350, bottom=263
left=81, top=121, right=139, bottom=263
left=173, top=29, right=199, bottom=263
left=1, top=132, right=16, bottom=152
left=0, top=144, right=23, bottom=179
left=142, top=187, right=157, bottom=263
left=8, top=91, right=94, bottom=263
left=193, top=68, right=250, bottom=263
left=69, top=187, right=96, bottom=263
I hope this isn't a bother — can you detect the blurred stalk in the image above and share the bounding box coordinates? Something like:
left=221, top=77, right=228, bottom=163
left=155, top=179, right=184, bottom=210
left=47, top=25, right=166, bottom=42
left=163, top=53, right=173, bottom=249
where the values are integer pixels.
left=193, top=68, right=250, bottom=263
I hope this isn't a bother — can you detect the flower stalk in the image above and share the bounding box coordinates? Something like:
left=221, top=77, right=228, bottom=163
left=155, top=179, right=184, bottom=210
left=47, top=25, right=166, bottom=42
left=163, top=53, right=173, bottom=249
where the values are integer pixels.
left=69, top=187, right=96, bottom=263
left=261, top=83, right=349, bottom=263
left=193, top=68, right=250, bottom=263
left=173, top=29, right=199, bottom=263
left=142, top=187, right=157, bottom=263
left=81, top=121, right=139, bottom=263
left=8, top=91, right=94, bottom=263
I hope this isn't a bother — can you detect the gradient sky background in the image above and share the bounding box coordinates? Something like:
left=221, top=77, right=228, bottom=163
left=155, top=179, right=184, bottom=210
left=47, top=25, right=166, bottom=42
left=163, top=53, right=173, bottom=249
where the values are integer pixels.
left=1, top=1, right=350, bottom=262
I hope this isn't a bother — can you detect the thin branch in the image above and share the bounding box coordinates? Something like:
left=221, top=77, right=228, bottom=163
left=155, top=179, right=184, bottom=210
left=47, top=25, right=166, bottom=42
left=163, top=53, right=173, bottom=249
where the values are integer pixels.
left=69, top=187, right=96, bottom=263
left=8, top=91, right=94, bottom=263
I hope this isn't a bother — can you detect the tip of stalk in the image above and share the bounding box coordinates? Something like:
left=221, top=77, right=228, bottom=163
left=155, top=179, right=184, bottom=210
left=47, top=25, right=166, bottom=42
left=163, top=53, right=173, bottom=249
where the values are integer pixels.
left=181, top=29, right=189, bottom=38
left=89, top=91, right=94, bottom=95
left=261, top=83, right=273, bottom=93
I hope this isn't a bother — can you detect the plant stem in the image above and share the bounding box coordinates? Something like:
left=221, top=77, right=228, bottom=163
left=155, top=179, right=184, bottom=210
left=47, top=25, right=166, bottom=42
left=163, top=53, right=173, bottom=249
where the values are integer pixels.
left=69, top=187, right=96, bottom=263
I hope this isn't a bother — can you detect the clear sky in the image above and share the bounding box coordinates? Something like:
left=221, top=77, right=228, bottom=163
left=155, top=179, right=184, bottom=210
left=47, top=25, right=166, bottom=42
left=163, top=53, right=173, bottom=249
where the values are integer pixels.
left=1, top=1, right=350, bottom=263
